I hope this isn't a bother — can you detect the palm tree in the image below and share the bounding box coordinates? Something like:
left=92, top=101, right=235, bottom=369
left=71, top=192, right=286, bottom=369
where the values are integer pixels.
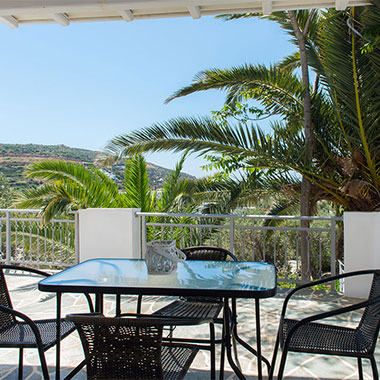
left=14, top=154, right=223, bottom=262
left=17, top=153, right=248, bottom=249
left=104, top=6, right=380, bottom=277
left=105, top=6, right=380, bottom=212
left=15, top=153, right=201, bottom=222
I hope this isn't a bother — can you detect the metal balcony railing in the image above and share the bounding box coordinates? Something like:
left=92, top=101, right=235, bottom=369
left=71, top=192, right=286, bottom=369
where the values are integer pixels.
left=0, top=209, right=78, bottom=268
left=0, top=209, right=343, bottom=283
left=137, top=212, right=343, bottom=284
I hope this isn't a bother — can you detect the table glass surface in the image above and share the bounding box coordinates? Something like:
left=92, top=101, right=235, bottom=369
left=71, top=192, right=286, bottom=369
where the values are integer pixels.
left=39, top=259, right=276, bottom=298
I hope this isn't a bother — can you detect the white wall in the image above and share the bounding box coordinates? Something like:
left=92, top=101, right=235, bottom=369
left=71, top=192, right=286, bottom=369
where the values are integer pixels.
left=344, top=212, right=380, bottom=298
left=78, top=208, right=141, bottom=262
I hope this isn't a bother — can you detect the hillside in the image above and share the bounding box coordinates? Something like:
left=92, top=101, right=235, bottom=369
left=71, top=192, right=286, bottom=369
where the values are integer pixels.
left=0, top=143, right=195, bottom=190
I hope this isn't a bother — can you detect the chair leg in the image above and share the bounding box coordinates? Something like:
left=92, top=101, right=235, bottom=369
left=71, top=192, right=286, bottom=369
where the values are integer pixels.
left=36, top=345, right=50, bottom=380
left=268, top=332, right=280, bottom=380
left=219, top=321, right=226, bottom=380
left=276, top=347, right=289, bottom=380
left=358, top=358, right=363, bottom=380
left=370, top=355, right=379, bottom=380
left=18, top=348, right=23, bottom=380
left=209, top=323, right=216, bottom=380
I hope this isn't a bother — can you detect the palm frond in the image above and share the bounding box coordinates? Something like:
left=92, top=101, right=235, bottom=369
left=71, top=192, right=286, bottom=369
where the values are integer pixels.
left=166, top=65, right=305, bottom=122
left=17, top=159, right=124, bottom=221
left=123, top=155, right=152, bottom=211
left=264, top=198, right=300, bottom=227
left=277, top=51, right=301, bottom=71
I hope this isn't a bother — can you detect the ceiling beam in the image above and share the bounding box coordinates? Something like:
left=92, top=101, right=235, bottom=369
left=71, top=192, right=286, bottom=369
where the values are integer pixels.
left=335, top=0, right=348, bottom=9
left=0, top=0, right=370, bottom=16
left=0, top=1, right=251, bottom=15
left=52, top=12, right=70, bottom=26
left=188, top=5, right=201, bottom=19
left=0, top=15, right=18, bottom=28
left=262, top=0, right=273, bottom=15
left=120, top=9, right=134, bottom=21
left=0, top=0, right=372, bottom=27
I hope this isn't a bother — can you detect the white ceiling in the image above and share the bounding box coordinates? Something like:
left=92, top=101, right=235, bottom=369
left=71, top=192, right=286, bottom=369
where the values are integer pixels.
left=0, top=0, right=369, bottom=28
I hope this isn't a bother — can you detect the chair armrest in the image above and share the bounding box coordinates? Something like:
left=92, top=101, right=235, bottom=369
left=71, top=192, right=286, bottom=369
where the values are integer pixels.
left=281, top=295, right=380, bottom=348
left=0, top=304, right=46, bottom=347
left=280, top=269, right=379, bottom=321
left=1, top=264, right=94, bottom=313
left=82, top=294, right=95, bottom=313
left=1, top=264, right=50, bottom=277
left=226, top=251, right=238, bottom=262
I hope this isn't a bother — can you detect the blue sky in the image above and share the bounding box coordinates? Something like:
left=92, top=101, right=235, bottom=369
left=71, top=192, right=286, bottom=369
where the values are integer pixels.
left=0, top=16, right=294, bottom=177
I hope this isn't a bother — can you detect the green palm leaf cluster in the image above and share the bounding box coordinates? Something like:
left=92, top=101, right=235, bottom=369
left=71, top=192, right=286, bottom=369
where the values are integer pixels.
left=105, top=4, right=380, bottom=212
left=14, top=154, right=242, bottom=260
left=15, top=154, right=203, bottom=223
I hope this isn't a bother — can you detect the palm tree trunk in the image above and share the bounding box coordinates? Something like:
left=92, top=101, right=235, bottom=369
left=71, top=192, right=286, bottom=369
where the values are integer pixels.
left=289, top=10, right=315, bottom=281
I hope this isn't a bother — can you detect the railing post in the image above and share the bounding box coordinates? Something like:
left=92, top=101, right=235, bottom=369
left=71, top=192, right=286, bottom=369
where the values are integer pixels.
left=330, top=219, right=336, bottom=276
left=5, top=210, right=11, bottom=264
left=229, top=216, right=235, bottom=254
left=141, top=215, right=147, bottom=259
left=74, top=211, right=80, bottom=264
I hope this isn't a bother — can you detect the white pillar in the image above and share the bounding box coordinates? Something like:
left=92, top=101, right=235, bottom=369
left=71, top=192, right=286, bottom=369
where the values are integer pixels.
left=344, top=212, right=380, bottom=298
left=78, top=208, right=141, bottom=262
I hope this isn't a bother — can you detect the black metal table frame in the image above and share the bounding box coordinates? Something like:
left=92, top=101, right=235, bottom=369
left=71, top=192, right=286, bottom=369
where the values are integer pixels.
left=45, top=292, right=271, bottom=380
left=39, top=261, right=276, bottom=380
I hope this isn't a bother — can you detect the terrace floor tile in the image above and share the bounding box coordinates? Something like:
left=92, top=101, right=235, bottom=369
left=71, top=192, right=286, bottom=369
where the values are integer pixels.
left=1, top=271, right=378, bottom=379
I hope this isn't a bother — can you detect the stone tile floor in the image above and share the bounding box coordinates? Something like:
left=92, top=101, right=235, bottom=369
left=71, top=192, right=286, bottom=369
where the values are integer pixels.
left=0, top=271, right=378, bottom=379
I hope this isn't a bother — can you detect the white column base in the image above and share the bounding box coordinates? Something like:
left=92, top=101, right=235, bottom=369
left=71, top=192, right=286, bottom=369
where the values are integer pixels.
left=78, top=208, right=141, bottom=262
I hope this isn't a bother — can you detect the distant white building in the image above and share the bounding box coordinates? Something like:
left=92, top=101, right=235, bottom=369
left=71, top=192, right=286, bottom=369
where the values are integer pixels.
left=100, top=169, right=117, bottom=180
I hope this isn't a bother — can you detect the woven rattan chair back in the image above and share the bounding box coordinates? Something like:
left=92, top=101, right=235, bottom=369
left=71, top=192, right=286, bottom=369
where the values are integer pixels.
left=357, top=271, right=380, bottom=352
left=71, top=315, right=164, bottom=380
left=0, top=267, right=16, bottom=327
left=182, top=246, right=235, bottom=261
left=270, top=270, right=380, bottom=380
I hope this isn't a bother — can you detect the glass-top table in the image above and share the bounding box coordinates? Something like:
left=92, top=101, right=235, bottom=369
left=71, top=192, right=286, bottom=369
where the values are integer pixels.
left=39, top=258, right=276, bottom=298
left=39, top=259, right=277, bottom=380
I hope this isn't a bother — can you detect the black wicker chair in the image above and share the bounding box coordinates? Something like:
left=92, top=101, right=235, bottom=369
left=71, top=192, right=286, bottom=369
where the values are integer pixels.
left=67, top=313, right=211, bottom=380
left=269, top=269, right=380, bottom=380
left=0, top=264, right=80, bottom=380
left=151, top=246, right=237, bottom=379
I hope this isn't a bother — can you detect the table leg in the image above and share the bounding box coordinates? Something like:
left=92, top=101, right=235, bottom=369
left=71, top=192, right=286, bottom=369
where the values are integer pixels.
left=55, top=292, right=62, bottom=380
left=231, top=299, right=271, bottom=375
left=219, top=320, right=225, bottom=380
left=255, top=299, right=262, bottom=380
left=222, top=298, right=246, bottom=380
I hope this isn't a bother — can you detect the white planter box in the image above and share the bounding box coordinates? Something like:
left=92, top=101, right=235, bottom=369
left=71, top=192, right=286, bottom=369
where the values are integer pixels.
left=78, top=208, right=141, bottom=262
left=344, top=211, right=380, bottom=298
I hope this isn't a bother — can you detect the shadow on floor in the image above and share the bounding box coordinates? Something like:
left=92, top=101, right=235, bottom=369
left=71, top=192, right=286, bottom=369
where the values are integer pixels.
left=186, top=369, right=340, bottom=380
left=0, top=365, right=350, bottom=380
